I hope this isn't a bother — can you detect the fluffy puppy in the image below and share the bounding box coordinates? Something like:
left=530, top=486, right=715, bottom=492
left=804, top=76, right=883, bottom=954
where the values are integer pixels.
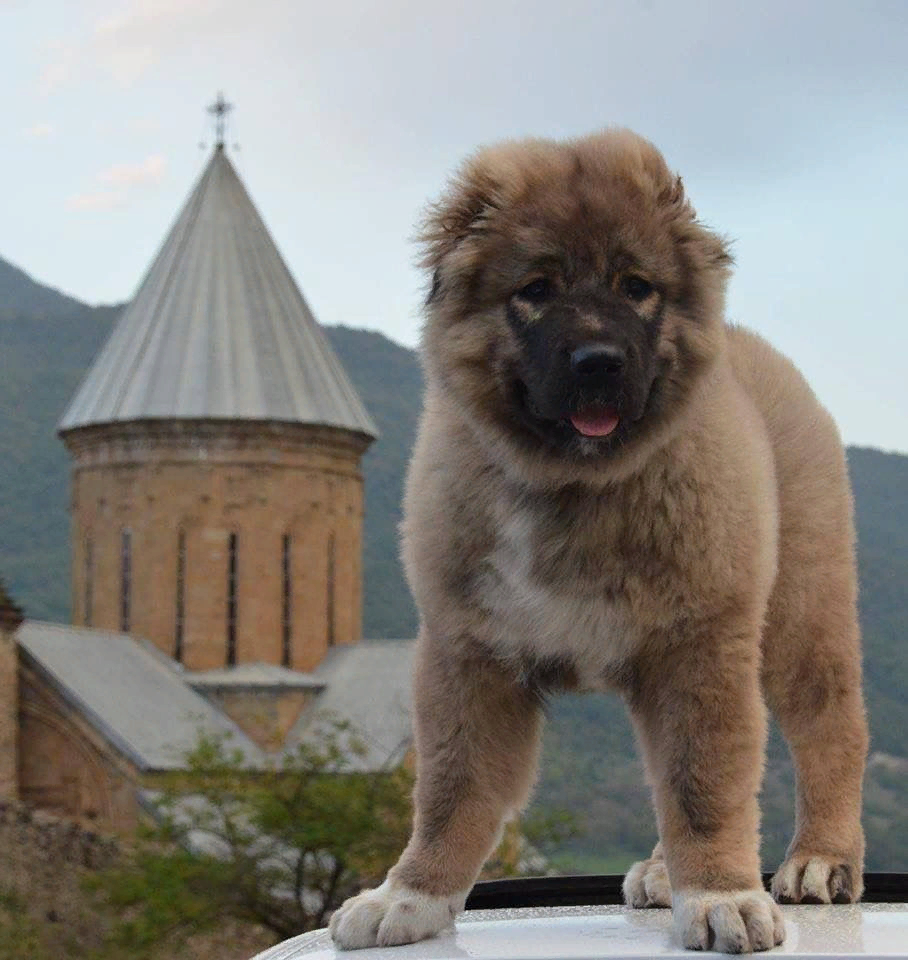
left=330, top=129, right=867, bottom=954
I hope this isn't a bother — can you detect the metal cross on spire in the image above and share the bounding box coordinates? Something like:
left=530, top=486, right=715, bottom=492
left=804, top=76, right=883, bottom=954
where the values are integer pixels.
left=207, top=92, right=233, bottom=149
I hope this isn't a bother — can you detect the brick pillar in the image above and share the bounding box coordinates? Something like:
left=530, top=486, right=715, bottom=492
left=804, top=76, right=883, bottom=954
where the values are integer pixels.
left=0, top=579, right=24, bottom=800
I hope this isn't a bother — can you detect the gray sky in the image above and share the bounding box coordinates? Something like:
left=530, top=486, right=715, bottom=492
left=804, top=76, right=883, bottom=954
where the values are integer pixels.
left=2, top=0, right=906, bottom=452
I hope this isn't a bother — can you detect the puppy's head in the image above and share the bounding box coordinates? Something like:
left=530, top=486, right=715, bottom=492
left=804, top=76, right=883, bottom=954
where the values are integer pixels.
left=419, top=129, right=732, bottom=486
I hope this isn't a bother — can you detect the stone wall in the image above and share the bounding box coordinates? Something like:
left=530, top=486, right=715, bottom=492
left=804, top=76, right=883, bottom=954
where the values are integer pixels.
left=18, top=659, right=140, bottom=832
left=0, top=798, right=119, bottom=870
left=0, top=583, right=23, bottom=801
left=0, top=627, right=17, bottom=800
left=62, top=419, right=370, bottom=672
left=0, top=796, right=275, bottom=959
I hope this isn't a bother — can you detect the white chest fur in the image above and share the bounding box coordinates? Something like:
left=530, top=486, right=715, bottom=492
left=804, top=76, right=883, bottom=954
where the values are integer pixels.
left=475, top=505, right=635, bottom=687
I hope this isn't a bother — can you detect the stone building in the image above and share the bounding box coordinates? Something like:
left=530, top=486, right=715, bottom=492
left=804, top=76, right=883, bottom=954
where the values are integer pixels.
left=1, top=114, right=413, bottom=832
left=59, top=137, right=377, bottom=672
left=13, top=618, right=412, bottom=831
left=0, top=581, right=23, bottom=801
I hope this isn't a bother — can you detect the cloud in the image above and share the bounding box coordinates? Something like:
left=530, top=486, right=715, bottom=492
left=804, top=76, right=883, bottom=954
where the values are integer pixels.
left=37, top=39, right=77, bottom=96
left=92, top=0, right=220, bottom=84
left=23, top=123, right=54, bottom=139
left=66, top=190, right=125, bottom=212
left=37, top=0, right=257, bottom=93
left=66, top=153, right=167, bottom=213
left=98, top=154, right=167, bottom=187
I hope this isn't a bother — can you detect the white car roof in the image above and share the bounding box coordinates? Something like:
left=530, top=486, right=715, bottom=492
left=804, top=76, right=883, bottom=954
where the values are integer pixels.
left=252, top=902, right=908, bottom=959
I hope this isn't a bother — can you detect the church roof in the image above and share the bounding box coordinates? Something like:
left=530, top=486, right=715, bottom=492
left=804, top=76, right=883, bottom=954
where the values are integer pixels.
left=17, top=621, right=413, bottom=775
left=187, top=663, right=326, bottom=690
left=288, top=639, right=414, bottom=772
left=59, top=146, right=377, bottom=438
left=18, top=621, right=266, bottom=772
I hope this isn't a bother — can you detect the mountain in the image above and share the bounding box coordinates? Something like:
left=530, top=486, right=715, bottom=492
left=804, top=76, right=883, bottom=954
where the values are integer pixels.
left=0, top=255, right=91, bottom=322
left=323, top=325, right=420, bottom=639
left=0, top=259, right=122, bottom=620
left=1, top=253, right=906, bottom=872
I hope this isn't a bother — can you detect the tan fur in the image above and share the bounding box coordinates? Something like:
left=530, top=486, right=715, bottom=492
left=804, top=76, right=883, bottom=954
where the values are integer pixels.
left=330, top=129, right=867, bottom=954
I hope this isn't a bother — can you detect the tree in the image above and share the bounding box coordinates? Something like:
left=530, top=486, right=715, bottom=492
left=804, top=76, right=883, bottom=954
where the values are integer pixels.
left=92, top=717, right=413, bottom=955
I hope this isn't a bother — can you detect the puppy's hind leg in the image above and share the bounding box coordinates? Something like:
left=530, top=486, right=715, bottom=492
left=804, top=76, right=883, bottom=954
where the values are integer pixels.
left=330, top=634, right=543, bottom=949
left=623, top=841, right=672, bottom=908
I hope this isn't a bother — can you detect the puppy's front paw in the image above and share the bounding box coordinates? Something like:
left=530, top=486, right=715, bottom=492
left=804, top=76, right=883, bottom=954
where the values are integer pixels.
left=329, top=879, right=465, bottom=950
left=771, top=854, right=861, bottom=905
left=673, top=888, right=785, bottom=954
left=623, top=855, right=672, bottom=908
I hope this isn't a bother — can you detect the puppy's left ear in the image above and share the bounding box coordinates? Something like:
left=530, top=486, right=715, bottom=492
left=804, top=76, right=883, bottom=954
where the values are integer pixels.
left=665, top=175, right=734, bottom=270
left=704, top=231, right=734, bottom=269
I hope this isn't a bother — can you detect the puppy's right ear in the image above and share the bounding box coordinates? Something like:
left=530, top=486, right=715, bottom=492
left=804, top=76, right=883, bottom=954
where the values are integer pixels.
left=418, top=155, right=502, bottom=276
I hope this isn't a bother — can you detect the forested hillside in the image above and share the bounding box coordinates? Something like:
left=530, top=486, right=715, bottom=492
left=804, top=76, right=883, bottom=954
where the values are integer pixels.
left=1, top=253, right=906, bottom=872
left=0, top=261, right=121, bottom=620
left=326, top=326, right=420, bottom=638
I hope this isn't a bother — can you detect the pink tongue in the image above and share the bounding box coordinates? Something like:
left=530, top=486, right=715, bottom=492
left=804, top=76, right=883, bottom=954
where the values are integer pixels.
left=570, top=408, right=620, bottom=437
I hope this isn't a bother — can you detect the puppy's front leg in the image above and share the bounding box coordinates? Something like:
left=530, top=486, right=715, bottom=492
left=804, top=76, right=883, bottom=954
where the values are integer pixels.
left=331, top=635, right=543, bottom=949
left=628, top=623, right=785, bottom=954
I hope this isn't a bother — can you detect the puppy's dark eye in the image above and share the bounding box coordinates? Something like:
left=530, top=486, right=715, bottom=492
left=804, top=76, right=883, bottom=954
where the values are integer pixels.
left=516, top=278, right=554, bottom=302
left=622, top=275, right=655, bottom=301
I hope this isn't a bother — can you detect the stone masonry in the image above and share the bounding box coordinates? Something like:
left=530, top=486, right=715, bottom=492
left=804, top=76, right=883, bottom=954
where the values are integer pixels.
left=0, top=580, right=23, bottom=799
left=62, top=419, right=371, bottom=672
left=18, top=657, right=140, bottom=830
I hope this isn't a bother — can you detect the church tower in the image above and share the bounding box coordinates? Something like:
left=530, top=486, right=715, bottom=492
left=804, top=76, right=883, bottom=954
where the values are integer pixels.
left=59, top=98, right=377, bottom=672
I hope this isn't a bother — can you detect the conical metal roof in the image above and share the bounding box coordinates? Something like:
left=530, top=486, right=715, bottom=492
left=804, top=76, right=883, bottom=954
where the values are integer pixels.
left=60, top=146, right=377, bottom=437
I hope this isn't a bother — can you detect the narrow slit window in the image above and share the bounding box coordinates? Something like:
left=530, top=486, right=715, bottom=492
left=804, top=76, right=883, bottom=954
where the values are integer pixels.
left=175, top=530, right=186, bottom=662
left=120, top=529, right=132, bottom=632
left=84, top=535, right=94, bottom=627
left=326, top=532, right=336, bottom=648
left=226, top=532, right=238, bottom=666
left=281, top=533, right=292, bottom=667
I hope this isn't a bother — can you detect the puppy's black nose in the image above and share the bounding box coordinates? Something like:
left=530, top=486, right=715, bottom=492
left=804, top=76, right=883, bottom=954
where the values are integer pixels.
left=570, top=344, right=626, bottom=379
